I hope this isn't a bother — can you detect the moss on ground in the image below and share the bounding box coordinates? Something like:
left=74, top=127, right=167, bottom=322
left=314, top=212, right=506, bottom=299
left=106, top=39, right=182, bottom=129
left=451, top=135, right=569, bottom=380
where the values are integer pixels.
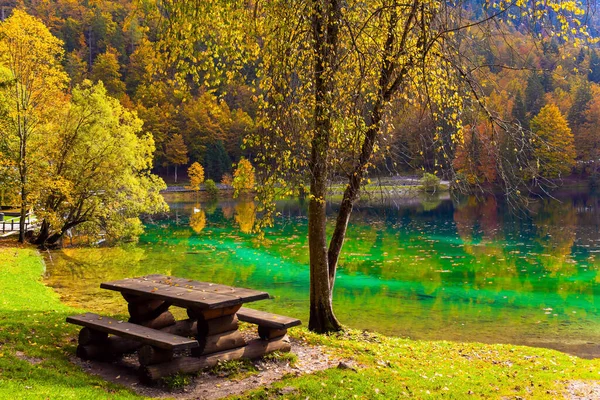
left=1, top=245, right=600, bottom=399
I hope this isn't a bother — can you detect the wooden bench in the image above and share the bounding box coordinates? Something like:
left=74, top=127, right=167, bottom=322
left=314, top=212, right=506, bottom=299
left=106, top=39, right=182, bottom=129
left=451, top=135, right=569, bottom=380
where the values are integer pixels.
left=67, top=312, right=199, bottom=365
left=236, top=307, right=301, bottom=339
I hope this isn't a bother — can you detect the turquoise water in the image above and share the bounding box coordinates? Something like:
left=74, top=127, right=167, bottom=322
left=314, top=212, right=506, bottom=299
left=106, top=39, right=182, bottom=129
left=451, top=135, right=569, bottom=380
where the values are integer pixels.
left=45, top=191, right=600, bottom=358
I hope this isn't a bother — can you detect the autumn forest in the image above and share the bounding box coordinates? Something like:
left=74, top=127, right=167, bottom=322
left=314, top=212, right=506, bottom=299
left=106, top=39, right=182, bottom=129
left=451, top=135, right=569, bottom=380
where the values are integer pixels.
left=2, top=0, right=600, bottom=187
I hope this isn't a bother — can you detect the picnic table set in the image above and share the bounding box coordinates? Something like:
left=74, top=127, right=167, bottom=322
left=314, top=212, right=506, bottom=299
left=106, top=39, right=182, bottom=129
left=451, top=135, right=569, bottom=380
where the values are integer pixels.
left=66, top=274, right=301, bottom=381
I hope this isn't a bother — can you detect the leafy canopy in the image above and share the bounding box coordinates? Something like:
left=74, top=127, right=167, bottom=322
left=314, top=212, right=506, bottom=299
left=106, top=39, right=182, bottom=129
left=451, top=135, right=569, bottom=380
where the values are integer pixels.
left=36, top=81, right=167, bottom=243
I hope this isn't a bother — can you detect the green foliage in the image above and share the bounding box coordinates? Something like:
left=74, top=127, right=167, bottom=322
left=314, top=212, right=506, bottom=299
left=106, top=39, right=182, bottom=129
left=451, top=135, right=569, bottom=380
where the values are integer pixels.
left=512, top=91, right=527, bottom=125
left=204, top=179, right=219, bottom=199
left=262, top=351, right=298, bottom=366
left=589, top=50, right=600, bottom=84
left=568, top=82, right=592, bottom=128
left=204, top=141, right=231, bottom=180
left=210, top=359, right=258, bottom=379
left=34, top=81, right=168, bottom=245
left=525, top=72, right=545, bottom=118
left=420, top=173, right=441, bottom=193
left=161, top=373, right=190, bottom=389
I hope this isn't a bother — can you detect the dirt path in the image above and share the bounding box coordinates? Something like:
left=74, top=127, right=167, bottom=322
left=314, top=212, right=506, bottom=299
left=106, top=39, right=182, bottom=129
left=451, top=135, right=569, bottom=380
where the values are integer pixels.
left=565, top=381, right=600, bottom=399
left=73, top=337, right=343, bottom=399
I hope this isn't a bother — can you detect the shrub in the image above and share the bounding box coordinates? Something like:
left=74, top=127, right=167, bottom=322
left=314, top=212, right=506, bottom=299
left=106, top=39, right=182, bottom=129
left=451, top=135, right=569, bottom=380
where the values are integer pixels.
left=221, top=173, right=233, bottom=186
left=232, top=158, right=256, bottom=197
left=420, top=173, right=441, bottom=193
left=204, top=179, right=218, bottom=199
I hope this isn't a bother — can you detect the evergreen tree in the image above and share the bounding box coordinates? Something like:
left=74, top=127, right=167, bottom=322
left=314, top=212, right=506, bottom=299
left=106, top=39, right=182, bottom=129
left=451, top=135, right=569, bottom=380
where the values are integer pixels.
left=589, top=51, right=600, bottom=84
left=576, top=48, right=586, bottom=65
left=568, top=83, right=592, bottom=128
left=204, top=141, right=231, bottom=180
left=512, top=91, right=527, bottom=125
left=525, top=73, right=545, bottom=118
left=541, top=70, right=553, bottom=93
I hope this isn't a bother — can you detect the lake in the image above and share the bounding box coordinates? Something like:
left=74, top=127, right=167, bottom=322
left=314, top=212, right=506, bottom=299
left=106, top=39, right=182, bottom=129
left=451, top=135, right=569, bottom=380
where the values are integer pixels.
left=44, top=190, right=600, bottom=358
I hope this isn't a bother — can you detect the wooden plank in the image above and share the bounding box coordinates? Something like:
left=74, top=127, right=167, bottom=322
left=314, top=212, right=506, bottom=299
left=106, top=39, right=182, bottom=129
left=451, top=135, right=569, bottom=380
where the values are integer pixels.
left=141, top=336, right=291, bottom=381
left=237, top=307, right=301, bottom=329
left=66, top=313, right=198, bottom=351
left=145, top=275, right=269, bottom=301
left=100, top=277, right=269, bottom=310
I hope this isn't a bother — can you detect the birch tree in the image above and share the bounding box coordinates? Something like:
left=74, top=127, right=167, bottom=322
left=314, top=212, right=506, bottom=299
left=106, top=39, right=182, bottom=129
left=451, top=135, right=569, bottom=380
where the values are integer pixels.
left=156, top=0, right=590, bottom=332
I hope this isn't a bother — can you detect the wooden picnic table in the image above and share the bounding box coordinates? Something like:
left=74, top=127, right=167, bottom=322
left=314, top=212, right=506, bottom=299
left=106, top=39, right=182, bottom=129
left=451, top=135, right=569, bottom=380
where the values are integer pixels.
left=67, top=274, right=301, bottom=381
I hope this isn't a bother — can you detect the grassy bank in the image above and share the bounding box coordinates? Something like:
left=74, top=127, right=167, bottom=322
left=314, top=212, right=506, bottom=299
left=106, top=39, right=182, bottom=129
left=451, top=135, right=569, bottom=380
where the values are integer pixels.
left=237, top=330, right=600, bottom=399
left=0, top=245, right=141, bottom=399
left=1, top=245, right=600, bottom=399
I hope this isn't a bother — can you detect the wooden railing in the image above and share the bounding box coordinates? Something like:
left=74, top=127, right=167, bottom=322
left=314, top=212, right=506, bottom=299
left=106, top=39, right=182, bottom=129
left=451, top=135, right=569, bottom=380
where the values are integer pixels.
left=0, top=213, right=38, bottom=233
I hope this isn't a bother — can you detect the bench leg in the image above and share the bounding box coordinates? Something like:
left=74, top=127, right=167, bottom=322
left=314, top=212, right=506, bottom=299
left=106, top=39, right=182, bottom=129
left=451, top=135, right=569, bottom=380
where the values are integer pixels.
left=138, top=345, right=174, bottom=366
left=141, top=336, right=291, bottom=382
left=257, top=326, right=288, bottom=340
left=78, top=327, right=108, bottom=346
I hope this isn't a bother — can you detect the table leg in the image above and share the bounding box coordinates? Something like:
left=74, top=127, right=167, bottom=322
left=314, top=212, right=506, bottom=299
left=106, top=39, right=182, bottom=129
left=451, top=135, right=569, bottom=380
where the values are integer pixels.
left=187, top=305, right=246, bottom=356
left=121, top=293, right=175, bottom=329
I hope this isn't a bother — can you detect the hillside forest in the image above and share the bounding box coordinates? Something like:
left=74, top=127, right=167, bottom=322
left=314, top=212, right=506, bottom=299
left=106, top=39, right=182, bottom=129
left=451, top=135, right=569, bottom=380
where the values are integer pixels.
left=1, top=1, right=600, bottom=192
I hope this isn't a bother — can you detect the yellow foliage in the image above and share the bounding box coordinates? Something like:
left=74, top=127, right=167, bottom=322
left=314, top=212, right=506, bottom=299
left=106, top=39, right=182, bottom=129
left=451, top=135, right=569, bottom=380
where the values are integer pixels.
left=530, top=104, right=576, bottom=178
left=187, top=162, right=205, bottom=191
left=189, top=207, right=206, bottom=233
left=234, top=201, right=255, bottom=234
left=232, top=158, right=255, bottom=197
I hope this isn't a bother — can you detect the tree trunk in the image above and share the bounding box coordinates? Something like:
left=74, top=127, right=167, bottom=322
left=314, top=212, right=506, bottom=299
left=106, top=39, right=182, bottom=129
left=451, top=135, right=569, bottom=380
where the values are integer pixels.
left=174, top=165, right=178, bottom=183
left=307, top=0, right=342, bottom=333
left=32, top=220, right=51, bottom=246
left=18, top=135, right=27, bottom=243
left=326, top=6, right=406, bottom=283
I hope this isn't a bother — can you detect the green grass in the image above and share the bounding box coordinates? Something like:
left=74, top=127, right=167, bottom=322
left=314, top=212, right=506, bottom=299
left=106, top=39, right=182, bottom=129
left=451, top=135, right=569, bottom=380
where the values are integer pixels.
left=0, top=245, right=145, bottom=399
left=230, top=329, right=600, bottom=399
left=210, top=359, right=258, bottom=380
left=262, top=351, right=298, bottom=367
left=2, top=245, right=600, bottom=400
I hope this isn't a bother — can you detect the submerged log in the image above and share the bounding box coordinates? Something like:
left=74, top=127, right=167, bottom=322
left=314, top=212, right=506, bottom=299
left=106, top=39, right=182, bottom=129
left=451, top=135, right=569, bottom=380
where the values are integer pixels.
left=197, top=314, right=238, bottom=336
left=142, top=336, right=291, bottom=381
left=138, top=345, right=174, bottom=366
left=191, top=329, right=245, bottom=356
left=78, top=327, right=108, bottom=346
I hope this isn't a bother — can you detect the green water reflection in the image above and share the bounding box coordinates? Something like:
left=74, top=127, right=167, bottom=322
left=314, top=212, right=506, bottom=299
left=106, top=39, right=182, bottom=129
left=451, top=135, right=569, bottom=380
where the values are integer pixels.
left=44, top=192, right=600, bottom=358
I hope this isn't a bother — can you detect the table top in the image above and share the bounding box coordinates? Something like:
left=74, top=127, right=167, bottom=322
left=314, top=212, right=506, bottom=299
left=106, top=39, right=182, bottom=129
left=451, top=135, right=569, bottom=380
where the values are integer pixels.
left=100, top=274, right=270, bottom=310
